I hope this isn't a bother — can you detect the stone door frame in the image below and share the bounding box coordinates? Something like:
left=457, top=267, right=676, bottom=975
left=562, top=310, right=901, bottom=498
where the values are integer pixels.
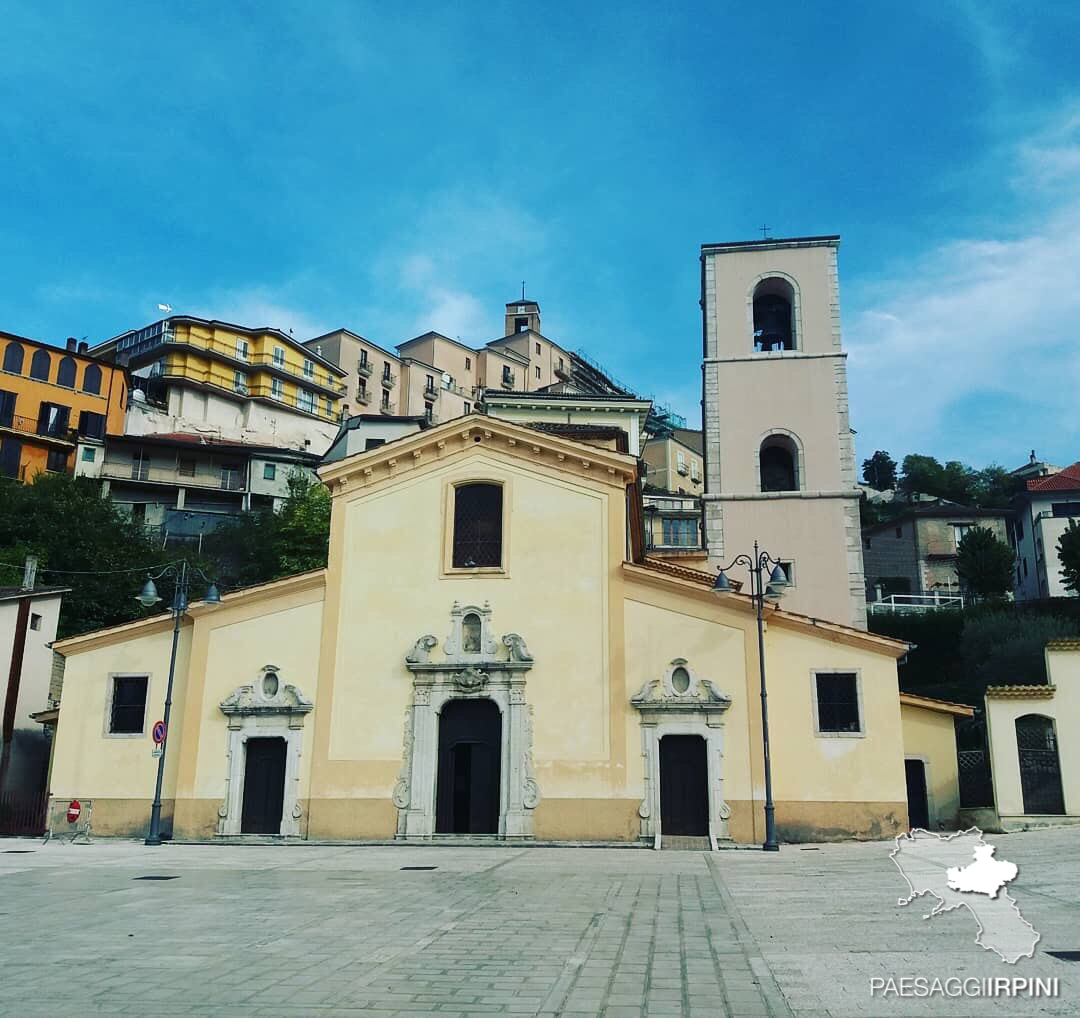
left=218, top=666, right=313, bottom=837
left=397, top=603, right=539, bottom=839
left=633, top=659, right=733, bottom=850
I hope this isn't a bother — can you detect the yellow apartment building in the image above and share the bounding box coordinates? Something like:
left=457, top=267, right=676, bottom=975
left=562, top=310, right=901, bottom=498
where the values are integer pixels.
left=91, top=317, right=349, bottom=454
left=0, top=331, right=127, bottom=481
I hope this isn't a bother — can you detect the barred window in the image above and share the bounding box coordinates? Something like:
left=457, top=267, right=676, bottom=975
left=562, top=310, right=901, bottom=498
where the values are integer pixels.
left=815, top=673, right=861, bottom=734
left=452, top=483, right=503, bottom=568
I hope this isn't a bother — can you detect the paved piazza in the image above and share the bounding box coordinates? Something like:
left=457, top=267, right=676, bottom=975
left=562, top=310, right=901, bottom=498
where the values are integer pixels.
left=0, top=830, right=1076, bottom=1017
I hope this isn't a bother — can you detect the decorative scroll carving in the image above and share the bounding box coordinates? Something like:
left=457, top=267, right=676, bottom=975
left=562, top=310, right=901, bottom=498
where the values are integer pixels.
left=503, top=633, right=533, bottom=662
left=406, top=635, right=438, bottom=664
left=522, top=706, right=540, bottom=810
left=393, top=710, right=413, bottom=809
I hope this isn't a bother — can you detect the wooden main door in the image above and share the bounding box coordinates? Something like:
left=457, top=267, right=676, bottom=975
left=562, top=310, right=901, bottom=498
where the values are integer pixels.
left=905, top=759, right=930, bottom=829
left=660, top=735, right=709, bottom=837
left=436, top=699, right=501, bottom=834
left=241, top=737, right=287, bottom=834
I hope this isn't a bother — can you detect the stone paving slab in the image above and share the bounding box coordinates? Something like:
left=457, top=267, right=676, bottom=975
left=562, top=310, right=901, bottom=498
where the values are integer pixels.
left=0, top=829, right=1075, bottom=1016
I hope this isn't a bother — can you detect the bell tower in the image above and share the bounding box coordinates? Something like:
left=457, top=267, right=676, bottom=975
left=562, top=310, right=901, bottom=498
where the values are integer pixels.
left=699, top=235, right=866, bottom=629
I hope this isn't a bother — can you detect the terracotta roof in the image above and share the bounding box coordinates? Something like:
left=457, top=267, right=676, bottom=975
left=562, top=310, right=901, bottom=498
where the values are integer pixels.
left=0, top=585, right=71, bottom=603
left=639, top=557, right=720, bottom=587
left=985, top=684, right=1057, bottom=699
left=1047, top=639, right=1080, bottom=651
left=1027, top=461, right=1080, bottom=492
left=898, top=692, right=975, bottom=717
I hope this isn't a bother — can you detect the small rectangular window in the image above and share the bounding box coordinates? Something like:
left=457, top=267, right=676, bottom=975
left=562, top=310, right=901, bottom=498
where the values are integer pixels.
left=463, top=401, right=471, bottom=414
left=178, top=457, right=196, bottom=477
left=364, top=438, right=386, bottom=451
left=109, top=675, right=148, bottom=734
left=78, top=410, right=106, bottom=440
left=233, top=370, right=248, bottom=393
left=30, top=613, right=42, bottom=631
left=465, top=357, right=471, bottom=370
left=814, top=673, right=861, bottom=734
left=46, top=449, right=68, bottom=472
left=535, top=342, right=541, bottom=355
left=263, top=463, right=276, bottom=480
left=535, top=366, right=541, bottom=379
left=297, top=390, right=316, bottom=414
left=303, top=358, right=315, bottom=378
left=271, top=377, right=284, bottom=399
left=690, top=460, right=699, bottom=481
left=273, top=346, right=285, bottom=367
left=235, top=338, right=249, bottom=361
left=81, top=446, right=96, bottom=463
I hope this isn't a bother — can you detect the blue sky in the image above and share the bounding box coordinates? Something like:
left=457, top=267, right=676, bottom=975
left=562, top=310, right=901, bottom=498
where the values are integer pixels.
left=2, top=2, right=1078, bottom=471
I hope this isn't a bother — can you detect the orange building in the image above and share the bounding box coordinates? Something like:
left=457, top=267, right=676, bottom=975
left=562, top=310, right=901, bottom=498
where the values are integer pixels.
left=0, top=332, right=127, bottom=482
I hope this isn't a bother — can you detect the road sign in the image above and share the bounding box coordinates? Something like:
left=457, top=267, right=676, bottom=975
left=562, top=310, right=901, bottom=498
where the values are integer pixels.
left=152, top=721, right=166, bottom=745
left=151, top=746, right=162, bottom=758
left=66, top=800, right=81, bottom=824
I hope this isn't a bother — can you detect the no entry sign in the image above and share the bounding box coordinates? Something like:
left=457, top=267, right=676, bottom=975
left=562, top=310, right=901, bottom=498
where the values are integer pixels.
left=152, top=721, right=166, bottom=745
left=66, top=800, right=81, bottom=824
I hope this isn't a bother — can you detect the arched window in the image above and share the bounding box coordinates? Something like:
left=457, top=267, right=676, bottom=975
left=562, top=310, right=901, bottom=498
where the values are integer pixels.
left=2, top=343, right=24, bottom=374
left=760, top=435, right=799, bottom=492
left=56, top=356, right=76, bottom=389
left=29, top=349, right=51, bottom=381
left=452, top=483, right=503, bottom=568
left=82, top=363, right=102, bottom=395
left=752, top=277, right=796, bottom=351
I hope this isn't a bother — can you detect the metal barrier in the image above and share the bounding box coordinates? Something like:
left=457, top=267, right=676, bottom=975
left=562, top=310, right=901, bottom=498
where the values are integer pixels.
left=42, top=797, right=93, bottom=844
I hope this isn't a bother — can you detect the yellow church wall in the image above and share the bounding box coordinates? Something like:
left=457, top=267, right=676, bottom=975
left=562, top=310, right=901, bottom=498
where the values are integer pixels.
left=49, top=620, right=193, bottom=837
left=899, top=703, right=963, bottom=829
left=310, top=447, right=623, bottom=832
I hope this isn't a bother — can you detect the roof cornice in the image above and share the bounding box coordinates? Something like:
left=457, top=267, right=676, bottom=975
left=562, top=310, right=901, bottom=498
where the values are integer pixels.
left=317, top=414, right=639, bottom=493
left=899, top=692, right=975, bottom=717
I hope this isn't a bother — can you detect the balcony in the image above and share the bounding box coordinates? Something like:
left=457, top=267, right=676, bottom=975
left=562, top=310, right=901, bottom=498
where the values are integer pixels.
left=0, top=414, right=77, bottom=447
left=355, top=389, right=372, bottom=406
left=379, top=402, right=396, bottom=415
left=101, top=458, right=248, bottom=492
left=676, top=462, right=689, bottom=476
left=137, top=332, right=348, bottom=396
left=424, top=385, right=440, bottom=400
left=358, top=359, right=373, bottom=378
left=381, top=371, right=397, bottom=388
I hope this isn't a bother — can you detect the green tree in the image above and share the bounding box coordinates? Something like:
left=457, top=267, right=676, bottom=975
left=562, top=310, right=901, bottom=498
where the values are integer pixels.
left=0, top=473, right=172, bottom=637
left=861, top=450, right=897, bottom=491
left=204, top=471, right=331, bottom=587
left=955, top=526, right=1014, bottom=598
left=1058, top=518, right=1080, bottom=593
left=961, top=610, right=1079, bottom=692
left=898, top=454, right=977, bottom=504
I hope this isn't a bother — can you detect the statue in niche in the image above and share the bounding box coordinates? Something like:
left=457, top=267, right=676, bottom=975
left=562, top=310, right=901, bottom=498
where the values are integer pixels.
left=462, top=612, right=482, bottom=653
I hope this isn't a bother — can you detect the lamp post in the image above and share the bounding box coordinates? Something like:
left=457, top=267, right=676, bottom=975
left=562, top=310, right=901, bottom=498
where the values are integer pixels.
left=712, top=542, right=789, bottom=852
left=136, top=560, right=221, bottom=846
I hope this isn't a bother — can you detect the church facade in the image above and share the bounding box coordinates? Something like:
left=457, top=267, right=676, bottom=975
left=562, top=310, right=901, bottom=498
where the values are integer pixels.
left=51, top=415, right=924, bottom=846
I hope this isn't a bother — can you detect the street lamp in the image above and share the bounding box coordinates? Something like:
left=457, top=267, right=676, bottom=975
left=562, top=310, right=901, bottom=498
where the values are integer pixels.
left=135, top=560, right=221, bottom=846
left=713, top=542, right=789, bottom=852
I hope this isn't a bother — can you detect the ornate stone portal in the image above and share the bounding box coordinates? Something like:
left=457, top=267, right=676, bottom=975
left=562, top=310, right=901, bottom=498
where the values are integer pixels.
left=218, top=665, right=313, bottom=837
left=632, top=658, right=733, bottom=849
left=397, top=602, right=539, bottom=838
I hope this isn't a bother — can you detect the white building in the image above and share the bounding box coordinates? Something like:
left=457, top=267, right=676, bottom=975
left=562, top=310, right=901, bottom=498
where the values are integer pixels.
left=1012, top=461, right=1080, bottom=600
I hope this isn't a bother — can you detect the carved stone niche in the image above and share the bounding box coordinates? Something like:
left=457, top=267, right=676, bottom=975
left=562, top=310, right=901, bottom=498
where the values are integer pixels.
left=631, top=658, right=733, bottom=850
left=218, top=665, right=313, bottom=837
left=397, top=602, right=538, bottom=839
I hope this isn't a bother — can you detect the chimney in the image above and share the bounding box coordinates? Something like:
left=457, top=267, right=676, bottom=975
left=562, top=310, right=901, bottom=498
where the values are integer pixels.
left=77, top=341, right=89, bottom=354
left=65, top=337, right=77, bottom=351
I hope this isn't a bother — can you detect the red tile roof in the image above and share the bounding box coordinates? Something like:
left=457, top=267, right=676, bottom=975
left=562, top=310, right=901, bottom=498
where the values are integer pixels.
left=1027, top=461, right=1080, bottom=492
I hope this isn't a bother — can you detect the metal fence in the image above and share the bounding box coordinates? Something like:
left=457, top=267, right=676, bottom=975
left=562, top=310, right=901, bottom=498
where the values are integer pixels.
left=958, top=749, right=995, bottom=808
left=0, top=789, right=49, bottom=836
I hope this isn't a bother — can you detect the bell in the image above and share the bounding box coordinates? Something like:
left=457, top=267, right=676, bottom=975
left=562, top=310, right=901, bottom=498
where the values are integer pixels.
left=753, top=296, right=792, bottom=350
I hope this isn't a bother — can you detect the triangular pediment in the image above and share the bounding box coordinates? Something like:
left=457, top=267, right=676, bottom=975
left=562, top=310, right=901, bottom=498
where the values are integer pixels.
left=318, top=414, right=638, bottom=494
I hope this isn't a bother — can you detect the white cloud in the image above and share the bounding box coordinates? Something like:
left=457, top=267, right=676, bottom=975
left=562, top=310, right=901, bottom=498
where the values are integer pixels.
left=846, top=103, right=1080, bottom=467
